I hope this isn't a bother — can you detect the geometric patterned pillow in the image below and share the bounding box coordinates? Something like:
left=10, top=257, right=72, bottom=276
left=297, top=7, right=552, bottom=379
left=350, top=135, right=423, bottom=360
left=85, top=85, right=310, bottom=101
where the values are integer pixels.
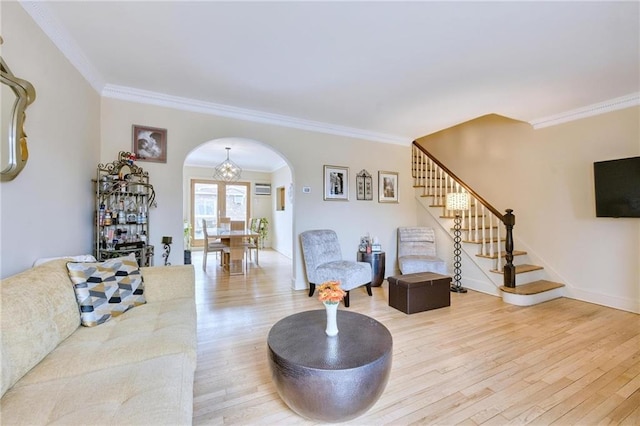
left=66, top=253, right=146, bottom=327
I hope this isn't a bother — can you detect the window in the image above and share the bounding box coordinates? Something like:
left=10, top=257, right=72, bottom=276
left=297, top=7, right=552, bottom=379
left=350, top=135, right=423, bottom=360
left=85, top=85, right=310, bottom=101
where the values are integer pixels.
left=190, top=179, right=250, bottom=246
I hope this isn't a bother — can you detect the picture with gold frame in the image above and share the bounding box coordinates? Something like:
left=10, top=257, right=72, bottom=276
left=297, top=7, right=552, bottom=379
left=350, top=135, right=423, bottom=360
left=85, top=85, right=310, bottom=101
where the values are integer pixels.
left=378, top=171, right=398, bottom=203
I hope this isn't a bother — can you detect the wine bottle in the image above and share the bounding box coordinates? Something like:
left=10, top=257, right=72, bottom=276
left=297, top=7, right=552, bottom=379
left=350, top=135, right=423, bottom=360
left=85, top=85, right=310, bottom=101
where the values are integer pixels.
left=99, top=202, right=105, bottom=226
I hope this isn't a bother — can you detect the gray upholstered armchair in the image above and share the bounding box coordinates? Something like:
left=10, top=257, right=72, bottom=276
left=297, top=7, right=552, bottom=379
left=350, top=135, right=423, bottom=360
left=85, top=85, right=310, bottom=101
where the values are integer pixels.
left=300, top=229, right=372, bottom=307
left=397, top=227, right=447, bottom=275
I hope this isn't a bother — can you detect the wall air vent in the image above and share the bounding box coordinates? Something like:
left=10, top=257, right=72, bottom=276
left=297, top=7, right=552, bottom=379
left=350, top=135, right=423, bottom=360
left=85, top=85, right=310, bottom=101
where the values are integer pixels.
left=255, top=183, right=272, bottom=195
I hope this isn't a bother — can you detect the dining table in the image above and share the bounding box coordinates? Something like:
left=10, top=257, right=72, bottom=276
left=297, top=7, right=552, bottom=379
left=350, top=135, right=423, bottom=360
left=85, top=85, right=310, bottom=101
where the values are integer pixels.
left=208, top=227, right=260, bottom=274
left=207, top=228, right=260, bottom=240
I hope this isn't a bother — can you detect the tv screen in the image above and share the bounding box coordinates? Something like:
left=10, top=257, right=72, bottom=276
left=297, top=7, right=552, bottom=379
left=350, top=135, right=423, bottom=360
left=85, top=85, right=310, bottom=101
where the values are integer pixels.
left=593, top=156, right=640, bottom=218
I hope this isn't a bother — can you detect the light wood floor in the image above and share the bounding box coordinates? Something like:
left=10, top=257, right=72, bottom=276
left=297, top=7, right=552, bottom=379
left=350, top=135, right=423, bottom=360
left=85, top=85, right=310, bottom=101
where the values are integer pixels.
left=192, top=250, right=640, bottom=425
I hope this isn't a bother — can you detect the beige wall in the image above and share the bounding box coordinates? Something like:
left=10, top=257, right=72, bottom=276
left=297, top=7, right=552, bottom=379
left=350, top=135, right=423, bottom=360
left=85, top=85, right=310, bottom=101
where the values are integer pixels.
left=0, top=0, right=415, bottom=286
left=99, top=97, right=415, bottom=289
left=6, top=1, right=636, bottom=311
left=416, top=109, right=640, bottom=312
left=0, top=3, right=100, bottom=278
left=271, top=165, right=293, bottom=259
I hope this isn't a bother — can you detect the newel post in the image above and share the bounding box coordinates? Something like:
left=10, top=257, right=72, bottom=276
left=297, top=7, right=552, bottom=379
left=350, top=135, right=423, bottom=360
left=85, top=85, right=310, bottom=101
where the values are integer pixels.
left=503, top=209, right=516, bottom=288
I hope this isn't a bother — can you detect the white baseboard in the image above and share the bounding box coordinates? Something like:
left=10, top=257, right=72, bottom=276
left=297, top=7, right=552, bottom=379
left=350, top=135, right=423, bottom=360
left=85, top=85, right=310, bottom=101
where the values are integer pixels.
left=292, top=277, right=307, bottom=291
left=463, top=277, right=501, bottom=297
left=564, top=287, right=640, bottom=314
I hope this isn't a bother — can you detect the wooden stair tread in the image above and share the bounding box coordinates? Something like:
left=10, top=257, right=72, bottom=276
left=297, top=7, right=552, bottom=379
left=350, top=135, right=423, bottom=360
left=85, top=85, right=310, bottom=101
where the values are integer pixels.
left=491, top=264, right=543, bottom=274
left=476, top=250, right=527, bottom=259
left=500, top=280, right=565, bottom=295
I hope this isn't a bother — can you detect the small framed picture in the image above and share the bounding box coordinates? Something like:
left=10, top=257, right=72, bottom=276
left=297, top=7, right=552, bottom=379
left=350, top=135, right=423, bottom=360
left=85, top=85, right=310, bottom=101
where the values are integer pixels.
left=324, top=165, right=349, bottom=201
left=132, top=124, right=167, bottom=163
left=359, top=236, right=371, bottom=252
left=378, top=171, right=399, bottom=203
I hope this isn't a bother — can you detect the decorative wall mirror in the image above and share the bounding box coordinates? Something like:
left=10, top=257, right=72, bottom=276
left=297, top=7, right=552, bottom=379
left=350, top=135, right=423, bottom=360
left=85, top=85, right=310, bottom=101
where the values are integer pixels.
left=1, top=36, right=36, bottom=181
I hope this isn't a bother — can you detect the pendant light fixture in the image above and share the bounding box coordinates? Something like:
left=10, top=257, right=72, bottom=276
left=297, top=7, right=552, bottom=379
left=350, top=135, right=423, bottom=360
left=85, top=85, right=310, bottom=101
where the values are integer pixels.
left=213, top=147, right=242, bottom=182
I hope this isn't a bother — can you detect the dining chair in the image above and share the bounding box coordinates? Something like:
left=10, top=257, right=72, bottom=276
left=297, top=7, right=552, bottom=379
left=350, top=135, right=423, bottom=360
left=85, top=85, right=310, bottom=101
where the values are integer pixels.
left=217, top=217, right=233, bottom=266
left=219, top=217, right=231, bottom=231
left=230, top=220, right=245, bottom=231
left=202, top=219, right=227, bottom=270
left=245, top=218, right=261, bottom=265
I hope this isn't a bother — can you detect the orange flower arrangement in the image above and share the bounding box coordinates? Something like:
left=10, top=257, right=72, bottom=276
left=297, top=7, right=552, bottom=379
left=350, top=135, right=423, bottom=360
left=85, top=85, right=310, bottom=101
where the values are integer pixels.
left=317, top=281, right=346, bottom=304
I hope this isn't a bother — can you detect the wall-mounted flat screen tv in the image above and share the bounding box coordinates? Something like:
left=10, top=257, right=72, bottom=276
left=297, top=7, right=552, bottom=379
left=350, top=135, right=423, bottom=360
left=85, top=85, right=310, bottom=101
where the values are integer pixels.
left=593, top=156, right=640, bottom=218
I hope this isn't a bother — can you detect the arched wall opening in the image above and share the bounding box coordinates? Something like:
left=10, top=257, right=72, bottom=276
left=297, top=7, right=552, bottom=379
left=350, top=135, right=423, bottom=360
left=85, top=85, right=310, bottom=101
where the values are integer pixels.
left=182, top=137, right=296, bottom=280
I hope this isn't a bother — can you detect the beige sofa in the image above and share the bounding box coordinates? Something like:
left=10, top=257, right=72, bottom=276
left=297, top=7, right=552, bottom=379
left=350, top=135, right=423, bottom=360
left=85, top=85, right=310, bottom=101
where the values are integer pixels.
left=0, top=258, right=197, bottom=425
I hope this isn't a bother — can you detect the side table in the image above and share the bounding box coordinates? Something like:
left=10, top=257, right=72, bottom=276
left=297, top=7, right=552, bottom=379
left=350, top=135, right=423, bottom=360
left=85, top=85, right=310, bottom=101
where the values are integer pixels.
left=357, top=251, right=386, bottom=287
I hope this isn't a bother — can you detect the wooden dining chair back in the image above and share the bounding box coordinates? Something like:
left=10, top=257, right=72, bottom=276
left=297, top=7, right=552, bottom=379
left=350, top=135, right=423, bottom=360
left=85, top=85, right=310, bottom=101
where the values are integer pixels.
left=230, top=220, right=245, bottom=231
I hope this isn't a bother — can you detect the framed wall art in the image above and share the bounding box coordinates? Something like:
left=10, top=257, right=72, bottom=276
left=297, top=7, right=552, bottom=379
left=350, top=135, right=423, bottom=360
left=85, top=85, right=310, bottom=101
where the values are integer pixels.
left=356, top=169, right=373, bottom=200
left=132, top=124, right=167, bottom=163
left=378, top=171, right=399, bottom=203
left=323, top=165, right=349, bottom=201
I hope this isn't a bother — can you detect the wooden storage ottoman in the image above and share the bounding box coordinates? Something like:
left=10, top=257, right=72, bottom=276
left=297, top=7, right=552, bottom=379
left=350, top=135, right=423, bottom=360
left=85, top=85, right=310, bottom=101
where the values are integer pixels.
left=388, top=272, right=452, bottom=314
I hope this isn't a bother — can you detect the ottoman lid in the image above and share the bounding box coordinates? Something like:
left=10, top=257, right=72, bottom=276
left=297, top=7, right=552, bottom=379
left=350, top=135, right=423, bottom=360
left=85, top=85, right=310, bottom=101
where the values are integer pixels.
left=388, top=272, right=451, bottom=288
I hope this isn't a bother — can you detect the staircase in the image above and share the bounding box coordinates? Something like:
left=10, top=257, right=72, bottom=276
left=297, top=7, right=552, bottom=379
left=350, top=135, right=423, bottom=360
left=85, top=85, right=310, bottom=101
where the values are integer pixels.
left=411, top=142, right=564, bottom=306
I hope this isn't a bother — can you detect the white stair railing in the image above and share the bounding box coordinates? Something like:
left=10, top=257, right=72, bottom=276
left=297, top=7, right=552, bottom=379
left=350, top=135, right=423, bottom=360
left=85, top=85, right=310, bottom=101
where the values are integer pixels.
left=412, top=144, right=506, bottom=271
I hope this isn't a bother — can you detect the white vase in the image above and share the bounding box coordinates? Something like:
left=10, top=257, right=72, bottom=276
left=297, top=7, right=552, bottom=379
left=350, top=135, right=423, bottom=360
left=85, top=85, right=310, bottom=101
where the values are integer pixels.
left=324, top=301, right=339, bottom=337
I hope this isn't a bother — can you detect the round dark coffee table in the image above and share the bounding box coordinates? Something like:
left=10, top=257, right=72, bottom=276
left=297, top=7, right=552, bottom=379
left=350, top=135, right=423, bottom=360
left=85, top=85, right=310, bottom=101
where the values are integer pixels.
left=267, top=309, right=392, bottom=423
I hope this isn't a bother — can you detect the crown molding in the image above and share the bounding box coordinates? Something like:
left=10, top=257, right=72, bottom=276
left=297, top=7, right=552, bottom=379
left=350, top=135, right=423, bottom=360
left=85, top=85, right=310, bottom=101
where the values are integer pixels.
left=20, top=1, right=637, bottom=140
left=20, top=0, right=408, bottom=145
left=530, top=92, right=640, bottom=129
left=102, top=84, right=411, bottom=145
left=20, top=1, right=105, bottom=92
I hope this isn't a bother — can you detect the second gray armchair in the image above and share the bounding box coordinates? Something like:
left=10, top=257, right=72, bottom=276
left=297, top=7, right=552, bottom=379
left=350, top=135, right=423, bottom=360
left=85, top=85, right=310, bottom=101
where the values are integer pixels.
left=397, top=227, right=447, bottom=275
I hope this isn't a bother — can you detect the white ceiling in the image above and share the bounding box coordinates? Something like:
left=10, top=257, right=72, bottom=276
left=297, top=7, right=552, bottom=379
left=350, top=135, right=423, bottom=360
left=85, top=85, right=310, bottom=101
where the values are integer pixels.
left=184, top=138, right=287, bottom=172
left=20, top=1, right=639, bottom=172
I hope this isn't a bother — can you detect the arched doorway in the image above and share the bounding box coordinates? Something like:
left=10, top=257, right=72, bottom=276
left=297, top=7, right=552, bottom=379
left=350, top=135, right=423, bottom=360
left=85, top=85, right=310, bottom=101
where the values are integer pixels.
left=182, top=137, right=294, bottom=262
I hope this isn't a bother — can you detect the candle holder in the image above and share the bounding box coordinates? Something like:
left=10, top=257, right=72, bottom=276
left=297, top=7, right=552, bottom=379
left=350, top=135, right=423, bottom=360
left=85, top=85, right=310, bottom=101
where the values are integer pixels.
left=161, top=236, right=172, bottom=266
